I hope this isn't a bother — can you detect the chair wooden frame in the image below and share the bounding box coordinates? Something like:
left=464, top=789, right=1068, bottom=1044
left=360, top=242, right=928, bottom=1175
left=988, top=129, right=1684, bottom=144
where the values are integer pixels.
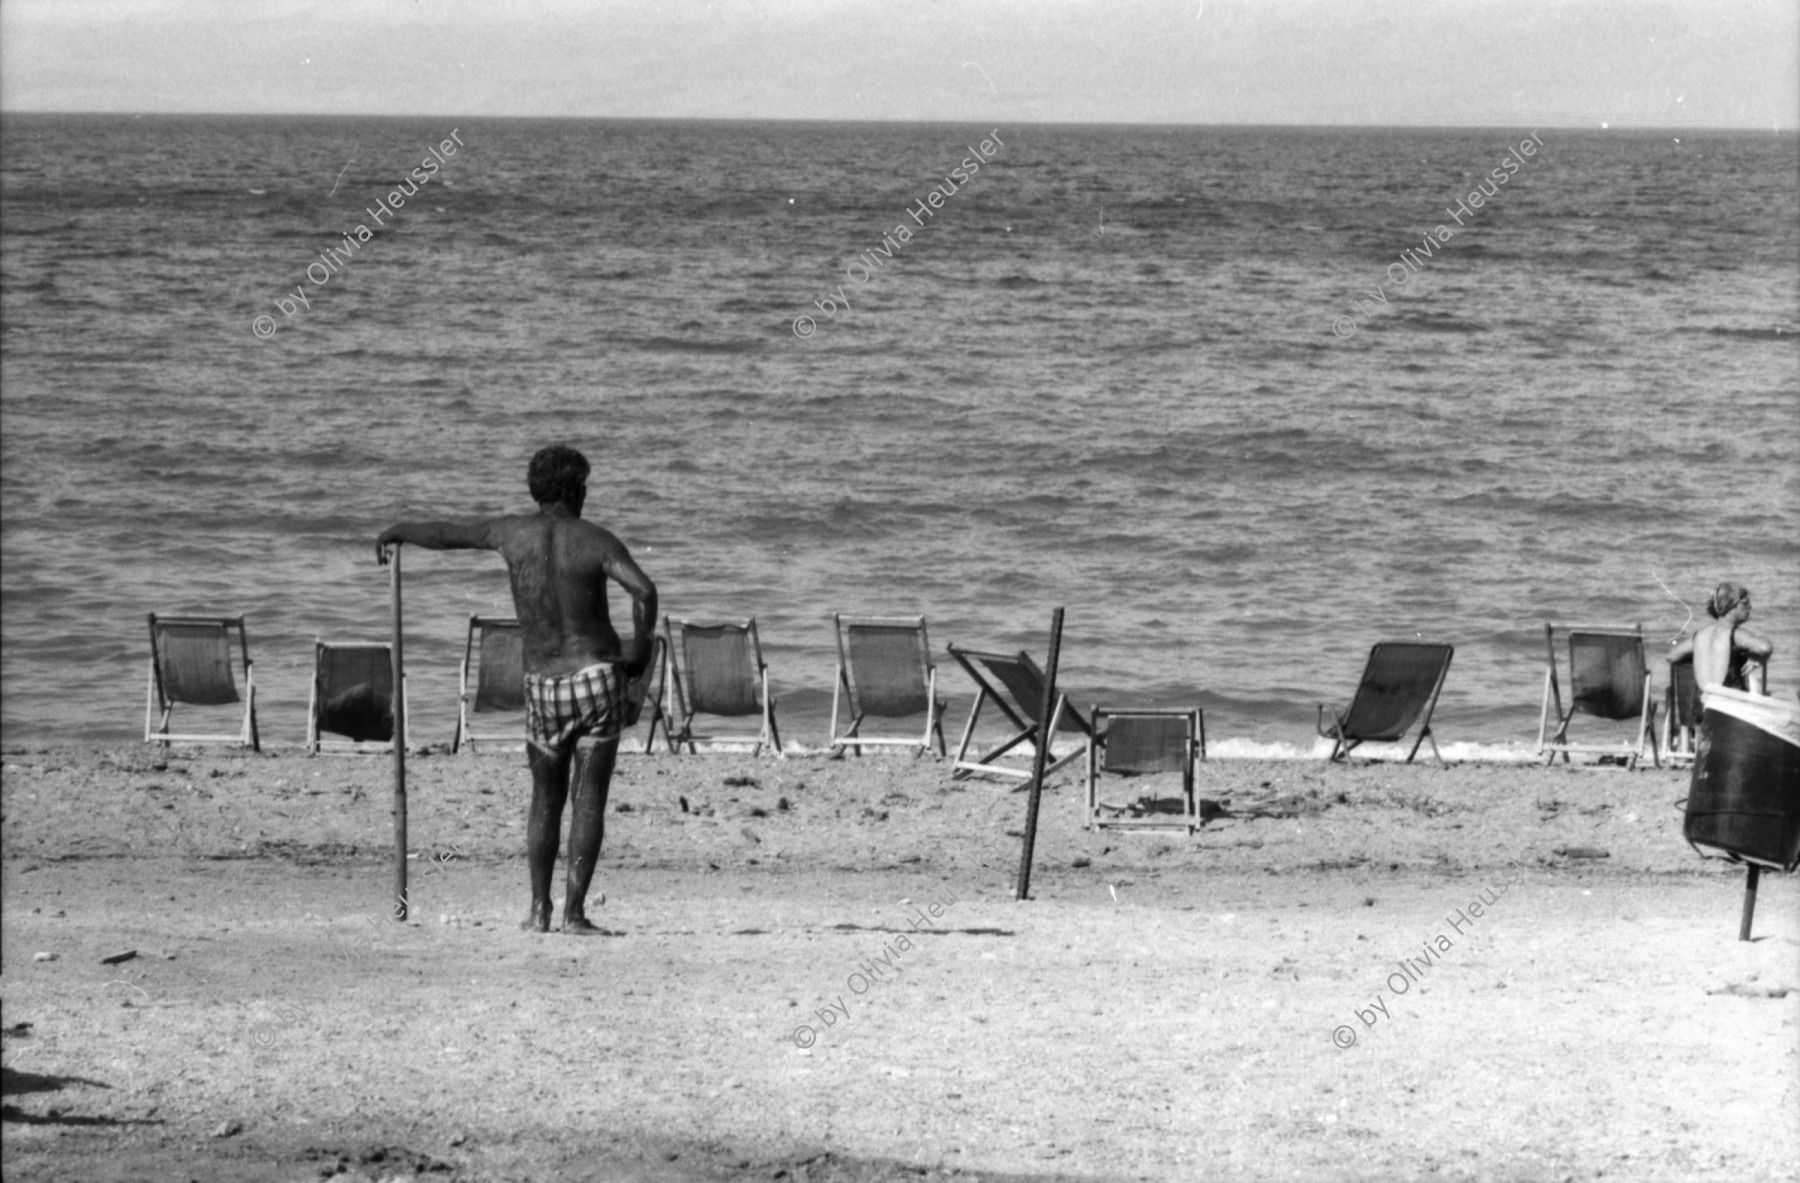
left=1318, top=641, right=1454, bottom=764
left=664, top=616, right=784, bottom=757
left=629, top=635, right=676, bottom=754
left=829, top=614, right=947, bottom=757
left=1661, top=656, right=1702, bottom=767
left=946, top=643, right=1092, bottom=781
left=452, top=615, right=527, bottom=754
left=1084, top=707, right=1205, bottom=833
left=1537, top=623, right=1659, bottom=769
left=307, top=639, right=410, bottom=755
left=145, top=613, right=260, bottom=750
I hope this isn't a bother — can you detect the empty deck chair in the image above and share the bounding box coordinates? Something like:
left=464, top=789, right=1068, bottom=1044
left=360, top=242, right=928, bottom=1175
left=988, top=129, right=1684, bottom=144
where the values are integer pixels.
left=1538, top=624, right=1658, bottom=768
left=453, top=615, right=526, bottom=754
left=947, top=643, right=1091, bottom=781
left=308, top=640, right=408, bottom=754
left=664, top=617, right=783, bottom=756
left=1663, top=656, right=1702, bottom=767
left=626, top=634, right=675, bottom=753
left=1318, top=641, right=1454, bottom=764
left=829, top=614, right=946, bottom=757
left=145, top=613, right=260, bottom=750
left=1085, top=708, right=1205, bottom=832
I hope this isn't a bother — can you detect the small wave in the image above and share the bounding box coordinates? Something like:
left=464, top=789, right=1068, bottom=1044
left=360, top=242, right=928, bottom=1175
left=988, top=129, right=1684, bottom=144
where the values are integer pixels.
left=637, top=336, right=762, bottom=355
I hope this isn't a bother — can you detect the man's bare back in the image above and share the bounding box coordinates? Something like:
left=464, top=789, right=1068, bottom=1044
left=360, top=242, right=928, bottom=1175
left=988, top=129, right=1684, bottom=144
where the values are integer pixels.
left=490, top=511, right=654, bottom=679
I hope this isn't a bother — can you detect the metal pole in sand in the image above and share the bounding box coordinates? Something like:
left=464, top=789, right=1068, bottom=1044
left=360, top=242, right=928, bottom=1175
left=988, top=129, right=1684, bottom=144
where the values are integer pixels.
left=389, top=544, right=409, bottom=922
left=1739, top=864, right=1760, bottom=941
left=1014, top=607, right=1065, bottom=902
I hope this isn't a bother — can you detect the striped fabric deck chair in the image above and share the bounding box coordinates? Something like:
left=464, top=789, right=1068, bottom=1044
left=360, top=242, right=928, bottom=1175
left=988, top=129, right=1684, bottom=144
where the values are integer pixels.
left=453, top=615, right=525, bottom=754
left=946, top=643, right=1091, bottom=781
left=308, top=640, right=408, bottom=754
left=1084, top=708, right=1204, bottom=832
left=1318, top=641, right=1454, bottom=764
left=829, top=614, right=946, bottom=757
left=665, top=617, right=783, bottom=756
left=1662, top=656, right=1702, bottom=767
left=1537, top=624, right=1658, bottom=768
left=145, top=613, right=259, bottom=750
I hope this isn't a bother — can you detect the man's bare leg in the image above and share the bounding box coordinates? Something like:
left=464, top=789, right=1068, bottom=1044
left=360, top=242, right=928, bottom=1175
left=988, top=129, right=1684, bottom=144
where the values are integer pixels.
left=562, top=736, right=617, bottom=934
left=523, top=744, right=573, bottom=933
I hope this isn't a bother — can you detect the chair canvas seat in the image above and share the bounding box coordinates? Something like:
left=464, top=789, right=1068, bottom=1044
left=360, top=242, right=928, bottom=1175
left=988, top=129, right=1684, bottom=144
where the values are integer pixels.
left=829, top=614, right=946, bottom=757
left=1537, top=623, right=1658, bottom=768
left=145, top=613, right=259, bottom=750
left=1084, top=708, right=1205, bottom=832
left=308, top=640, right=409, bottom=754
left=453, top=615, right=526, bottom=754
left=1318, top=641, right=1454, bottom=764
left=947, top=643, right=1091, bottom=781
left=665, top=617, right=783, bottom=756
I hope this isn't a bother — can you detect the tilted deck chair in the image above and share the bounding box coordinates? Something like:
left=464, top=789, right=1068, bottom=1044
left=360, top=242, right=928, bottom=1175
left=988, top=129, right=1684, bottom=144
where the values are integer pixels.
left=1537, top=624, right=1658, bottom=768
left=1662, top=656, right=1702, bottom=767
left=308, top=640, right=409, bottom=754
left=829, top=614, right=946, bottom=757
left=946, top=643, right=1092, bottom=781
left=1318, top=642, right=1454, bottom=764
left=145, top=613, right=260, bottom=750
left=453, top=615, right=525, bottom=754
left=664, top=617, right=783, bottom=756
left=1085, top=708, right=1205, bottom=832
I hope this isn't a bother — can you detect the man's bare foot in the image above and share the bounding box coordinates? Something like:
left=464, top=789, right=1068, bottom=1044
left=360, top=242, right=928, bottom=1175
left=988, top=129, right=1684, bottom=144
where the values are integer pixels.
left=520, top=902, right=552, bottom=933
left=561, top=915, right=606, bottom=936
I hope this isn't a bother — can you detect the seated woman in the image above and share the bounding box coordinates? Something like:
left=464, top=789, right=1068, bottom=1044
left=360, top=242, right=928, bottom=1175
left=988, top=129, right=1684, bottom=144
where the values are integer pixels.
left=1669, top=582, right=1773, bottom=694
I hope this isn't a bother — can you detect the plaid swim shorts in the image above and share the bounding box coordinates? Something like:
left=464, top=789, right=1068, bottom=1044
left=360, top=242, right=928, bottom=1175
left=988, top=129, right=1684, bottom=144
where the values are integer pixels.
left=524, top=662, right=624, bottom=756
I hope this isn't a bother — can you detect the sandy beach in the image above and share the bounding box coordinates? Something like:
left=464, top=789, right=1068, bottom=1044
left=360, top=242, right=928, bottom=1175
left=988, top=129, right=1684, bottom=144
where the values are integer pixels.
left=2, top=741, right=1795, bottom=1182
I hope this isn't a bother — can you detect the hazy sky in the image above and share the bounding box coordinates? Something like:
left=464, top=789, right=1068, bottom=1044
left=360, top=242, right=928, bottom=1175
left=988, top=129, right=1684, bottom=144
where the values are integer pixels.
left=2, top=0, right=1795, bottom=127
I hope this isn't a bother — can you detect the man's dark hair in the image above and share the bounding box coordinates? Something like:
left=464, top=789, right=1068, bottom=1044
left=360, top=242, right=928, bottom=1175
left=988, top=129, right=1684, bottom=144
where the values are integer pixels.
left=528, top=445, right=590, bottom=507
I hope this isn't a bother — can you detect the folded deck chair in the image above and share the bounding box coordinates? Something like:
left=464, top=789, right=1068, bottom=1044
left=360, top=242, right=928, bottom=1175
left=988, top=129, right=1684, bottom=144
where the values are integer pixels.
left=1085, top=708, right=1204, bottom=832
left=664, top=617, right=783, bottom=756
left=308, top=640, right=409, bottom=754
left=145, top=613, right=259, bottom=750
left=1318, top=641, right=1454, bottom=764
left=829, top=614, right=947, bottom=757
left=452, top=615, right=525, bottom=754
left=946, top=643, right=1091, bottom=781
left=1537, top=624, right=1658, bottom=768
left=1662, top=656, right=1701, bottom=767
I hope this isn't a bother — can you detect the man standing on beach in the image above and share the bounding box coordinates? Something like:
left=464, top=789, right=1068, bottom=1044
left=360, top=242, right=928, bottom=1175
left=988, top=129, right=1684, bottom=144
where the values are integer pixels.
left=376, top=445, right=657, bottom=935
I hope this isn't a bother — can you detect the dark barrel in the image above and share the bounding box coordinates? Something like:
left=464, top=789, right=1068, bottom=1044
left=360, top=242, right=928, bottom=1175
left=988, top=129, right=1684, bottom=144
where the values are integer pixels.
left=1684, top=689, right=1800, bottom=872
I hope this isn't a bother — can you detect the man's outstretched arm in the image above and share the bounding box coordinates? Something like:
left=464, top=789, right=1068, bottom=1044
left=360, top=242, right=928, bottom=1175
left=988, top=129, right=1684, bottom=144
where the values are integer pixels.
left=375, top=520, right=500, bottom=564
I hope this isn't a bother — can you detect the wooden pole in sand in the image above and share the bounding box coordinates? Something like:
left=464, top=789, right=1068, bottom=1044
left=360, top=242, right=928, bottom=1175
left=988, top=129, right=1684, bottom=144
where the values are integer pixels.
left=1739, top=864, right=1760, bottom=941
left=389, top=544, right=409, bottom=922
left=1014, top=607, right=1065, bottom=902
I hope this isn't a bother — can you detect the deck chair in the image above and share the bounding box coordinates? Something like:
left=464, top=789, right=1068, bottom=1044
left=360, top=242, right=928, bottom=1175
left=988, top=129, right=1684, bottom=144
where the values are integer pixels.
left=308, top=640, right=409, bottom=754
left=1318, top=641, right=1454, bottom=764
left=829, top=614, right=946, bottom=756
left=627, top=634, right=675, bottom=753
left=664, top=617, right=783, bottom=756
left=1085, top=708, right=1204, bottom=832
left=946, top=643, right=1092, bottom=781
left=453, top=615, right=525, bottom=754
left=145, top=613, right=259, bottom=750
left=1662, top=656, right=1701, bottom=767
left=1537, top=624, right=1658, bottom=768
